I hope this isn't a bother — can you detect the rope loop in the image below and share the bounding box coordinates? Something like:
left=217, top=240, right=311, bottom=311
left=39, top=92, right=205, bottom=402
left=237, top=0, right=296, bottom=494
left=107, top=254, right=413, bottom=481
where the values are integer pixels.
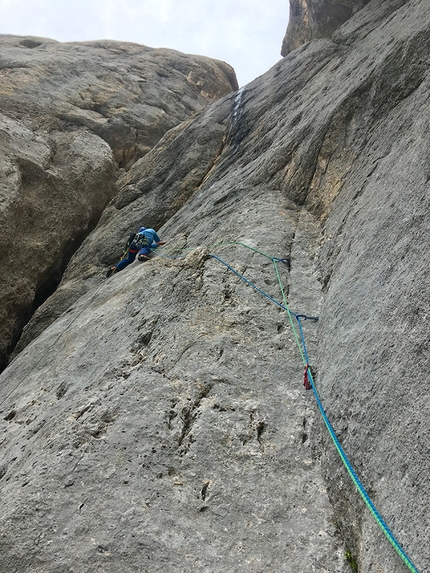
left=295, top=313, right=319, bottom=322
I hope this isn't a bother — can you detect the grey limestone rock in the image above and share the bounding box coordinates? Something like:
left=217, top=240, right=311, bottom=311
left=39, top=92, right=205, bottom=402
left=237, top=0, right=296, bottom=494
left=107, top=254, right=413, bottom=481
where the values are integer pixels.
left=282, top=0, right=372, bottom=55
left=0, top=113, right=117, bottom=371
left=0, top=35, right=237, bottom=167
left=0, top=35, right=237, bottom=370
left=0, top=1, right=429, bottom=572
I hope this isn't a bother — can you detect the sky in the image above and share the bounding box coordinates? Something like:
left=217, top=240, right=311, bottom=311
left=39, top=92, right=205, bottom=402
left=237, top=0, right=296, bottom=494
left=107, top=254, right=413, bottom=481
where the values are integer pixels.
left=0, top=0, right=289, bottom=87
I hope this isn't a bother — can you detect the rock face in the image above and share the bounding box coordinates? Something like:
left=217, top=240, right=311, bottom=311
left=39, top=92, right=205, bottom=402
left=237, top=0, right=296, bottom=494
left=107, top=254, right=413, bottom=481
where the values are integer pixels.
left=281, top=0, right=371, bottom=55
left=0, top=36, right=237, bottom=167
left=0, top=2, right=429, bottom=572
left=0, top=35, right=237, bottom=370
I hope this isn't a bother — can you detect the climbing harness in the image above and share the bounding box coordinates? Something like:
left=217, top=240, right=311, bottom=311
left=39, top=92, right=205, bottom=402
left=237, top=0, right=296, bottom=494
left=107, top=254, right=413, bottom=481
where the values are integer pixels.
left=121, top=232, right=137, bottom=258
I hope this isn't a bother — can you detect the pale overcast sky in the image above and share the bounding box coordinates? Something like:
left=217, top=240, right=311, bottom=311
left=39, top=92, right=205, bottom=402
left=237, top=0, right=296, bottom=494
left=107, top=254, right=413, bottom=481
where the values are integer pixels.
left=0, top=0, right=289, bottom=87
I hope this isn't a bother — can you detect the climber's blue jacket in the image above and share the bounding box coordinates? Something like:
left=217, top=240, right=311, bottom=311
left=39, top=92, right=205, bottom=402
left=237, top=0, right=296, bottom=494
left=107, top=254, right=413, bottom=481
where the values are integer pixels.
left=132, top=227, right=161, bottom=251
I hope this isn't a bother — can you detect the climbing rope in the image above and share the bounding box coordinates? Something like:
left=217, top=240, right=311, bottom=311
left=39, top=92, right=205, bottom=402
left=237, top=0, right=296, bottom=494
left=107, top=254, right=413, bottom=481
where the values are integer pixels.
left=208, top=254, right=315, bottom=322
left=1, top=237, right=421, bottom=572
left=273, top=260, right=420, bottom=572
left=159, top=241, right=421, bottom=573
left=270, top=250, right=421, bottom=573
left=303, top=349, right=421, bottom=573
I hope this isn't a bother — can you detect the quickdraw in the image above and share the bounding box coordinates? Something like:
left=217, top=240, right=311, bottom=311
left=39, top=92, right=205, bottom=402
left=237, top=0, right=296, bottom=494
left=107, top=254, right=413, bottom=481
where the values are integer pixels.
left=303, top=364, right=312, bottom=390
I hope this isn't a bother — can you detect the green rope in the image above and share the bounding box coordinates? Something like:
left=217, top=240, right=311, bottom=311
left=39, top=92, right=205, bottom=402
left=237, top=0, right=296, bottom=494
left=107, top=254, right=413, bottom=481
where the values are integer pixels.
left=159, top=240, right=280, bottom=260
left=272, top=258, right=306, bottom=364
left=155, top=239, right=422, bottom=571
left=229, top=241, right=275, bottom=260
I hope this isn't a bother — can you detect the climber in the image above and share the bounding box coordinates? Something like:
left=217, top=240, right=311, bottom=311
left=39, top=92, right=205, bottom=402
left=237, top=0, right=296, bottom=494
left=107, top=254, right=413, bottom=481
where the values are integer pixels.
left=106, top=227, right=165, bottom=278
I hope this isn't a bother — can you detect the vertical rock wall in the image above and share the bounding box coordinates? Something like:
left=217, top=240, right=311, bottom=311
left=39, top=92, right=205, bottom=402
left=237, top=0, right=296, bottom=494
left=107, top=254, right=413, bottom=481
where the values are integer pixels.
left=282, top=0, right=372, bottom=55
left=0, top=2, right=428, bottom=572
left=0, top=36, right=237, bottom=370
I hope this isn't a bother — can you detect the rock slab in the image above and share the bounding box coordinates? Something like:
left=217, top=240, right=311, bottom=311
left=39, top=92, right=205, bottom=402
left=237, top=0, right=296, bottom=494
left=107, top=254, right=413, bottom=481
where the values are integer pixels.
left=0, top=35, right=237, bottom=370
left=0, top=2, right=429, bottom=572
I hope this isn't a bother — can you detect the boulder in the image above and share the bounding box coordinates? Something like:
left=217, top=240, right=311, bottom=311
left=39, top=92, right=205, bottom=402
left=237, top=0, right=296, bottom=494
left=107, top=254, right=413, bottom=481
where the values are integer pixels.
left=0, top=35, right=237, bottom=370
left=0, top=35, right=237, bottom=167
left=0, top=114, right=116, bottom=371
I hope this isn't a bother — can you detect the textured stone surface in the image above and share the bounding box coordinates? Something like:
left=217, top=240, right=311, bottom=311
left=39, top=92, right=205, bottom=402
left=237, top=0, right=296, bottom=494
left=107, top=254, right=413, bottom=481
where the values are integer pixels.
left=0, top=35, right=237, bottom=370
left=1, top=1, right=429, bottom=572
left=0, top=197, right=347, bottom=573
left=281, top=0, right=372, bottom=55
left=0, top=35, right=237, bottom=167
left=0, top=113, right=116, bottom=371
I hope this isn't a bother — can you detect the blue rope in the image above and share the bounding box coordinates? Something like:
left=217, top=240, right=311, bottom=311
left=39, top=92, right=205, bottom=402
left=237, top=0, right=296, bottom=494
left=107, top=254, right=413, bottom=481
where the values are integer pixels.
left=296, top=316, right=311, bottom=365
left=294, top=316, right=421, bottom=573
left=209, top=254, right=317, bottom=321
left=154, top=244, right=420, bottom=571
